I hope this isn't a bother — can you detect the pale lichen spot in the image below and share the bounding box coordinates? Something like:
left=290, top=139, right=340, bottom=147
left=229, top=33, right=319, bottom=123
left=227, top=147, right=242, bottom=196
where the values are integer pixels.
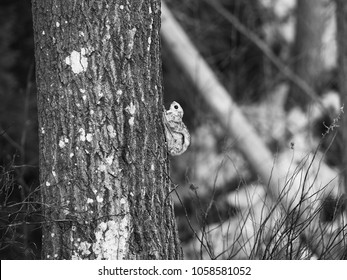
left=41, top=127, right=45, bottom=134
left=96, top=195, right=103, bottom=203
left=107, top=125, right=116, bottom=138
left=129, top=116, right=134, bottom=126
left=120, top=198, right=126, bottom=204
left=65, top=49, right=88, bottom=74
left=82, top=95, right=87, bottom=101
left=150, top=163, right=155, bottom=171
left=90, top=109, right=94, bottom=115
left=87, top=198, right=93, bottom=204
left=56, top=22, right=60, bottom=28
left=80, top=88, right=86, bottom=93
left=63, top=208, right=70, bottom=216
left=79, top=128, right=86, bottom=141
left=52, top=170, right=56, bottom=177
left=46, top=181, right=51, bottom=187
left=149, top=6, right=152, bottom=13
left=69, top=152, right=74, bottom=158
left=93, top=219, right=128, bottom=259
left=79, top=31, right=85, bottom=37
left=54, top=254, right=58, bottom=258
left=116, top=89, right=123, bottom=103
left=120, top=4, right=124, bottom=9
left=106, top=154, right=114, bottom=165
left=58, top=139, right=66, bottom=148
left=125, top=102, right=136, bottom=115
left=42, top=30, right=45, bottom=35
left=51, top=233, right=55, bottom=238
left=98, top=164, right=107, bottom=172
left=86, top=133, right=93, bottom=142
left=79, top=241, right=91, bottom=256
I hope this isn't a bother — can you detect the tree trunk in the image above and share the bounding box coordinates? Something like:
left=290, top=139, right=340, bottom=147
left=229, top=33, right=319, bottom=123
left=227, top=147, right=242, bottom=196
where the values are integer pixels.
left=32, top=0, right=181, bottom=260
left=288, top=0, right=329, bottom=109
left=336, top=0, right=347, bottom=194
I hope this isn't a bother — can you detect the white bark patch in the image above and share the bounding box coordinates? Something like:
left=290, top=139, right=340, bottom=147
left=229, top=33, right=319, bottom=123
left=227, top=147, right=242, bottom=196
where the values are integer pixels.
left=79, top=128, right=86, bottom=141
left=125, top=28, right=137, bottom=58
left=106, top=154, right=114, bottom=165
left=93, top=218, right=129, bottom=259
left=78, top=241, right=92, bottom=256
left=98, top=164, right=107, bottom=172
left=116, top=89, right=123, bottom=103
left=107, top=125, right=117, bottom=138
left=125, top=102, right=136, bottom=126
left=65, top=49, right=88, bottom=74
left=58, top=139, right=66, bottom=148
left=147, top=37, right=152, bottom=51
left=86, top=133, right=93, bottom=142
left=56, top=22, right=60, bottom=27
left=128, top=117, right=134, bottom=126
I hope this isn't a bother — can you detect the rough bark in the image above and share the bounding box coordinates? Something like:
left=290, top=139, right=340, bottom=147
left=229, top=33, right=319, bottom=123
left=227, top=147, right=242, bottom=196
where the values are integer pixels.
left=336, top=0, right=347, bottom=194
left=32, top=0, right=181, bottom=260
left=288, top=0, right=329, bottom=109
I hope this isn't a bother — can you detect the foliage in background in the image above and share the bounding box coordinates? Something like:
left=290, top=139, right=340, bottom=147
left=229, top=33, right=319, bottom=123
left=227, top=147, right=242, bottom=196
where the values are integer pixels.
left=0, top=0, right=39, bottom=259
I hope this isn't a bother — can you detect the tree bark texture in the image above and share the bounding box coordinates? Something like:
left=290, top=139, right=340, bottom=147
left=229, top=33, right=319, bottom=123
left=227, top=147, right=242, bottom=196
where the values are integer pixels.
left=289, top=0, right=329, bottom=109
left=32, top=0, right=181, bottom=259
left=336, top=0, right=347, bottom=194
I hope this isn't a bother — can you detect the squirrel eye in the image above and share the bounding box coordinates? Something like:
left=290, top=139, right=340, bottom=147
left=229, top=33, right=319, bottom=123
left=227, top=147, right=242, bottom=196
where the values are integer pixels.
left=174, top=105, right=178, bottom=109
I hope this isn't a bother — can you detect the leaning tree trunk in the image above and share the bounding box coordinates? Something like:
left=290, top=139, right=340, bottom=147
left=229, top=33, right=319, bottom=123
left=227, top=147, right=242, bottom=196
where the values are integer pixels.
left=31, top=0, right=181, bottom=260
left=336, top=0, right=347, bottom=194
